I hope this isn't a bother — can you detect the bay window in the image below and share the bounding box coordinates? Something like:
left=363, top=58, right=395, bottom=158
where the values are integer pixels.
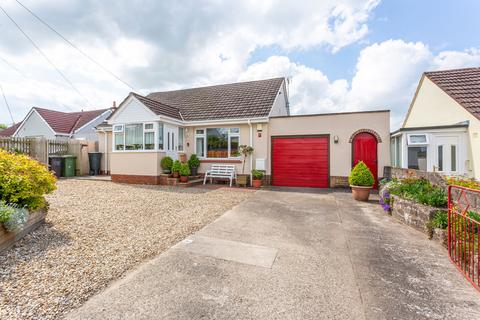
left=113, top=123, right=157, bottom=151
left=195, top=127, right=240, bottom=158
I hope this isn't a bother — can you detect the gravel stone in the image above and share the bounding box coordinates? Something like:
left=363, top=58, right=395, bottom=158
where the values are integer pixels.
left=0, top=180, right=253, bottom=320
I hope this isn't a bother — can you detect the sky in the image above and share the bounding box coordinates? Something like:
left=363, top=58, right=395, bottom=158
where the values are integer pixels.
left=0, top=0, right=479, bottom=130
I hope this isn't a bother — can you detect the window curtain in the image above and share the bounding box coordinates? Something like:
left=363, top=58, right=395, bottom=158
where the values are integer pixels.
left=125, top=124, right=143, bottom=150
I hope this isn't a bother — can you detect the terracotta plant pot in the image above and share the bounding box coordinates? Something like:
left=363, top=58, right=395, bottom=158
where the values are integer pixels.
left=350, top=185, right=372, bottom=201
left=252, top=179, right=262, bottom=188
left=236, top=174, right=249, bottom=187
left=172, top=172, right=179, bottom=178
left=180, top=176, right=188, bottom=183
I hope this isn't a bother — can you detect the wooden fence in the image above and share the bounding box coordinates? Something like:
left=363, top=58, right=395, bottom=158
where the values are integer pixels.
left=0, top=137, right=97, bottom=176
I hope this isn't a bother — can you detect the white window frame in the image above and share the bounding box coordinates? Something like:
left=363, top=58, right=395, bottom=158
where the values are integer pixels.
left=194, top=127, right=241, bottom=159
left=407, top=133, right=429, bottom=145
left=112, top=122, right=159, bottom=152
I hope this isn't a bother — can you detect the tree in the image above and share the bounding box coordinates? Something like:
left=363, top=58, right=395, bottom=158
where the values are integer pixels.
left=0, top=124, right=7, bottom=129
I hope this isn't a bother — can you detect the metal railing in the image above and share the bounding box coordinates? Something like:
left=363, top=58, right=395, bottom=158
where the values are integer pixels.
left=448, top=185, right=480, bottom=291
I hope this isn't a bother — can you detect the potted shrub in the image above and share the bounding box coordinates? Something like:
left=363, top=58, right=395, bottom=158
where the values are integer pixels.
left=161, top=156, right=173, bottom=174
left=349, top=161, right=375, bottom=201
left=179, top=163, right=191, bottom=183
left=188, top=154, right=200, bottom=176
left=171, top=160, right=181, bottom=178
left=252, top=169, right=264, bottom=188
left=234, top=145, right=254, bottom=187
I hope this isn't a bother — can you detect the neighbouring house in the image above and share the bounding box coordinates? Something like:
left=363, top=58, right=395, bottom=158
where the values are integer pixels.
left=99, top=77, right=390, bottom=187
left=391, top=67, right=480, bottom=179
left=0, top=107, right=113, bottom=141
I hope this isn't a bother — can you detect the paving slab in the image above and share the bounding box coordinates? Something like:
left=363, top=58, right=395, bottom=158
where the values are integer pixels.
left=66, top=189, right=480, bottom=320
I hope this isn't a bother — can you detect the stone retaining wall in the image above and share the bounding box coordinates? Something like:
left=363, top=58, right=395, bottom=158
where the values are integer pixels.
left=384, top=166, right=447, bottom=189
left=390, top=195, right=441, bottom=234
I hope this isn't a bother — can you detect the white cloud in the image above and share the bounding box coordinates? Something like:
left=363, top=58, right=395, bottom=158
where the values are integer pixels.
left=238, top=40, right=480, bottom=129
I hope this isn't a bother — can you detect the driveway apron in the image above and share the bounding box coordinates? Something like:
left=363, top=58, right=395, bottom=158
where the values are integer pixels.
left=66, top=189, right=480, bottom=320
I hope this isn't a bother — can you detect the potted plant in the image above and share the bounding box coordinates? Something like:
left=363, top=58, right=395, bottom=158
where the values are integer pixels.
left=188, top=154, right=200, bottom=176
left=179, top=163, right=191, bottom=183
left=234, top=145, right=254, bottom=187
left=171, top=160, right=181, bottom=178
left=349, top=161, right=375, bottom=201
left=160, top=156, right=173, bottom=174
left=252, top=169, right=264, bottom=188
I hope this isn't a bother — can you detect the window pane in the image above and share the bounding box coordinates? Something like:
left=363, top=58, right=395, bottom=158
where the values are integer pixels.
left=113, top=125, right=123, bottom=132
left=178, top=128, right=184, bottom=151
left=145, top=123, right=154, bottom=130
left=230, top=128, right=240, bottom=134
left=396, top=136, right=402, bottom=167
left=207, top=128, right=228, bottom=158
left=230, top=136, right=239, bottom=157
left=158, top=123, right=164, bottom=150
left=114, top=133, right=124, bottom=150
left=196, top=129, right=204, bottom=135
left=437, top=145, right=443, bottom=171
left=408, top=147, right=427, bottom=170
left=409, top=134, right=427, bottom=144
left=125, top=124, right=143, bottom=150
left=451, top=145, right=457, bottom=171
left=144, top=132, right=154, bottom=150
left=390, top=139, right=395, bottom=166
left=196, top=137, right=205, bottom=157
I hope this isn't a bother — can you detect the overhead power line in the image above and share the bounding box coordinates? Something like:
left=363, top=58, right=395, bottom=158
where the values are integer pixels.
left=0, top=84, right=15, bottom=124
left=15, top=0, right=136, bottom=91
left=0, top=5, right=91, bottom=106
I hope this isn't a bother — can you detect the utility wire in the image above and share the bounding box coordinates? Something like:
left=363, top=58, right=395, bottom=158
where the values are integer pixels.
left=0, top=5, right=92, bottom=106
left=0, top=84, right=15, bottom=125
left=0, top=53, right=75, bottom=112
left=15, top=0, right=136, bottom=91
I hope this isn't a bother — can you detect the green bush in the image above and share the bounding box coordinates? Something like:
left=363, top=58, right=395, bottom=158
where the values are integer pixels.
left=160, top=156, right=173, bottom=170
left=187, top=154, right=200, bottom=168
left=171, top=160, right=181, bottom=173
left=389, top=178, right=447, bottom=208
left=0, top=201, right=16, bottom=223
left=252, top=169, right=264, bottom=180
left=0, top=149, right=56, bottom=210
left=179, top=163, right=191, bottom=176
left=428, top=210, right=448, bottom=229
left=348, top=161, right=374, bottom=187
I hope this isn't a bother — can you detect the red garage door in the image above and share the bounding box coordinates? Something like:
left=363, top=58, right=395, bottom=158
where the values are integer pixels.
left=272, top=136, right=329, bottom=188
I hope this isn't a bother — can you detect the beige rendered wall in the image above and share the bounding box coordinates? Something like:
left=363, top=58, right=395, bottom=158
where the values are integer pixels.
left=98, top=131, right=112, bottom=174
left=110, top=151, right=165, bottom=176
left=268, top=111, right=391, bottom=177
left=404, top=77, right=480, bottom=178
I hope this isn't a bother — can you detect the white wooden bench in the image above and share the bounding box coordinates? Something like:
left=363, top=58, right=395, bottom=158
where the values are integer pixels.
left=203, top=164, right=237, bottom=187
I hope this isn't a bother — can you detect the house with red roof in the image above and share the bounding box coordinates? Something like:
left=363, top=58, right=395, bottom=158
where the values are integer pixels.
left=391, top=67, right=480, bottom=179
left=0, top=107, right=113, bottom=141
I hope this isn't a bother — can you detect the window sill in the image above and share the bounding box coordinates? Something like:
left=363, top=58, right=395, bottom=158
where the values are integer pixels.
left=200, top=159, right=242, bottom=164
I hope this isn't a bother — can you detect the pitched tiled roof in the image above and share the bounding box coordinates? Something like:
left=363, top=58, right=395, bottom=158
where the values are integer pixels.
left=131, top=93, right=183, bottom=120
left=0, top=122, right=21, bottom=136
left=34, top=107, right=111, bottom=134
left=1, top=107, right=111, bottom=137
left=145, top=78, right=285, bottom=121
left=425, top=67, right=480, bottom=120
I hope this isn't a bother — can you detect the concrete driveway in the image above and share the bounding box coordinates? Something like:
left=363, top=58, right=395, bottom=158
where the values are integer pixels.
left=66, top=189, right=480, bottom=320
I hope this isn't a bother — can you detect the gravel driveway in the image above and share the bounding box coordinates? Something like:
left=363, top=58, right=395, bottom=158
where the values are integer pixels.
left=0, top=180, right=253, bottom=320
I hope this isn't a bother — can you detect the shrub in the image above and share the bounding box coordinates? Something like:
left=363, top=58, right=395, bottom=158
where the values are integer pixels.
left=235, top=145, right=254, bottom=174
left=447, top=176, right=480, bottom=190
left=428, top=210, right=448, bottom=230
left=252, top=169, right=264, bottom=180
left=179, top=163, right=191, bottom=176
left=389, top=178, right=447, bottom=208
left=171, top=160, right=181, bottom=173
left=160, top=156, right=173, bottom=170
left=348, top=161, right=374, bottom=187
left=187, top=154, right=200, bottom=168
left=0, top=149, right=56, bottom=210
left=2, top=206, right=29, bottom=232
left=0, top=201, right=16, bottom=223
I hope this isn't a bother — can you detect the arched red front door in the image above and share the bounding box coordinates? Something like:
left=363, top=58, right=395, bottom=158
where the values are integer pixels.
left=352, top=132, right=378, bottom=188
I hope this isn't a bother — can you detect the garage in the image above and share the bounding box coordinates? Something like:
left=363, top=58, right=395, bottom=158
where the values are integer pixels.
left=271, top=136, right=329, bottom=188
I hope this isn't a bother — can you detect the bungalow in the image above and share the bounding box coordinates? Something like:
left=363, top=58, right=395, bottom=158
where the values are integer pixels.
left=392, top=67, right=480, bottom=179
left=99, top=78, right=390, bottom=188
left=0, top=107, right=113, bottom=141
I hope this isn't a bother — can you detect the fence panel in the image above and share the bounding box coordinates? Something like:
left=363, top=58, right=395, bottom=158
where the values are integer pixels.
left=448, top=185, right=480, bottom=292
left=47, top=139, right=69, bottom=155
left=0, top=137, right=33, bottom=155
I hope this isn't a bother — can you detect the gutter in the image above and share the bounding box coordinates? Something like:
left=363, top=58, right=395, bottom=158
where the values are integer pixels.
left=248, top=119, right=253, bottom=187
